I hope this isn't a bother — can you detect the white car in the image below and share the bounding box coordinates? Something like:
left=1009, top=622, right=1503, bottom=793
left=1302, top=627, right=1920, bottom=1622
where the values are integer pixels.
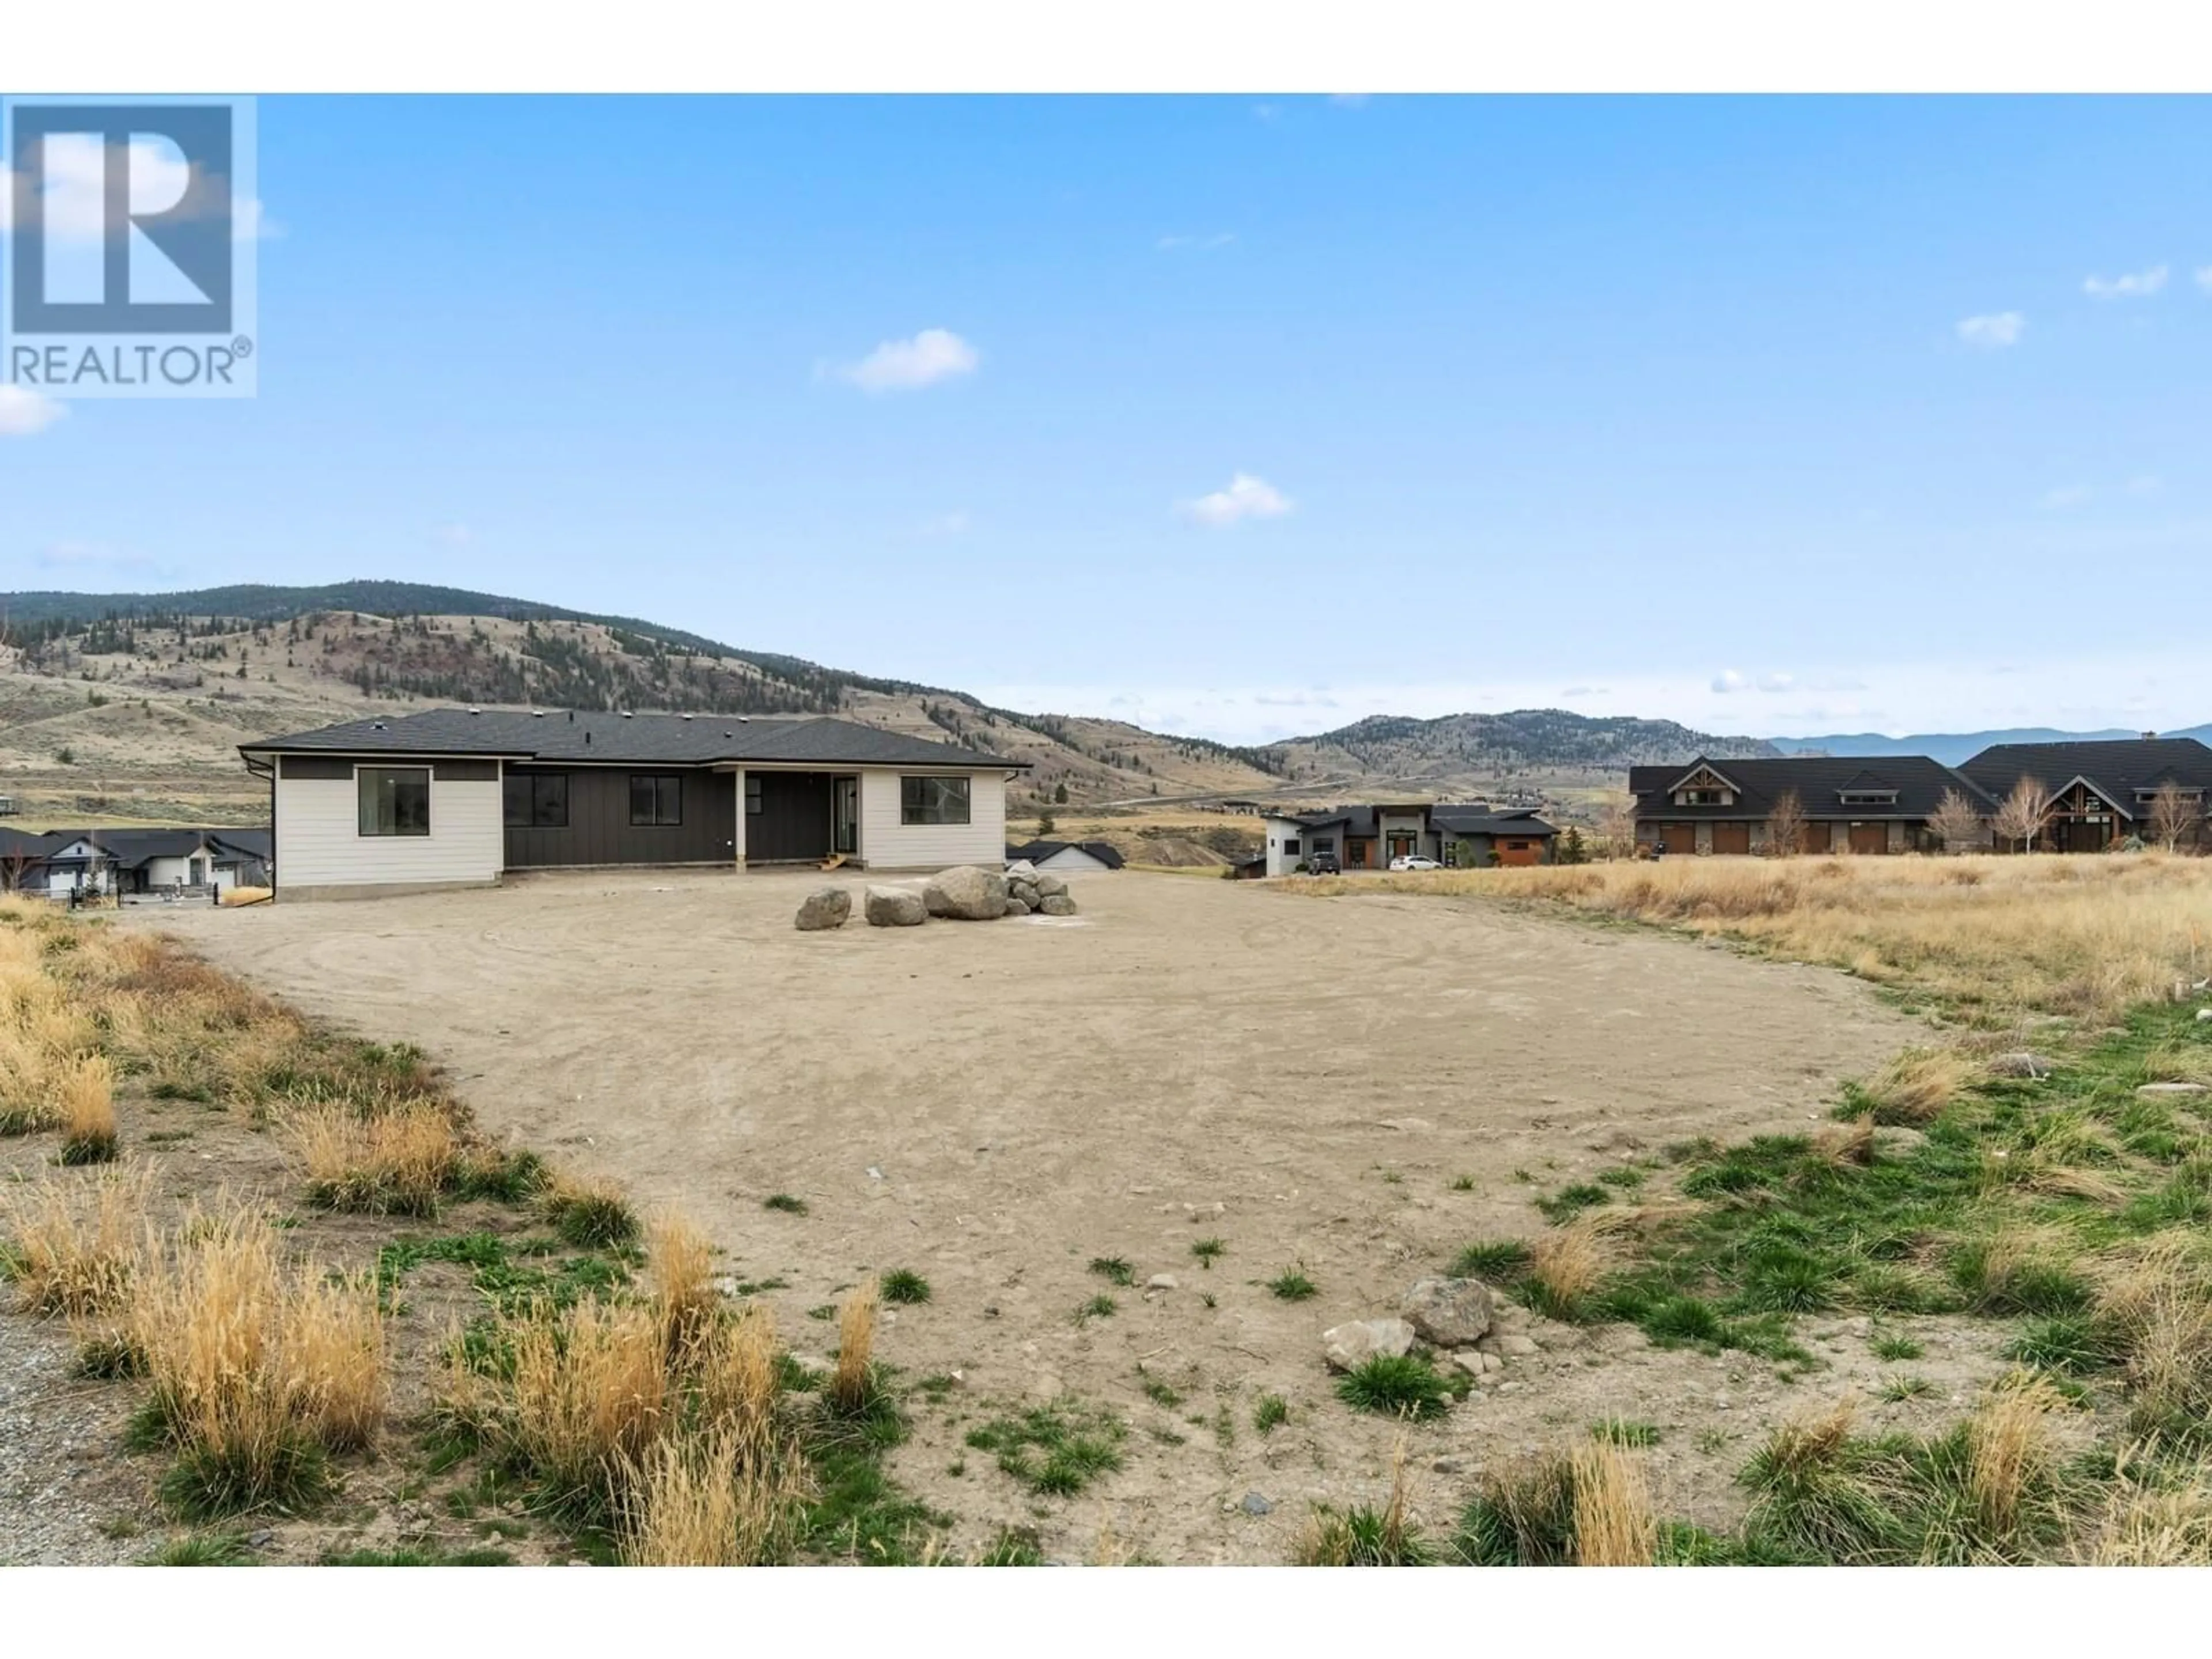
left=1389, top=854, right=1442, bottom=872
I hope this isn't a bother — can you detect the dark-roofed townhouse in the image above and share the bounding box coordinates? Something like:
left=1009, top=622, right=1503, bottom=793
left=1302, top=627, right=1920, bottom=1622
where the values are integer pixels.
left=1958, top=735, right=2212, bottom=854
left=240, top=707, right=1033, bottom=900
left=1628, top=755, right=1996, bottom=855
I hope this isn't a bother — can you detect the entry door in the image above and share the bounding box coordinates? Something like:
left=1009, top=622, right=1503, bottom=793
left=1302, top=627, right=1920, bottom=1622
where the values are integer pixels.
left=834, top=777, right=859, bottom=855
left=1387, top=834, right=1416, bottom=861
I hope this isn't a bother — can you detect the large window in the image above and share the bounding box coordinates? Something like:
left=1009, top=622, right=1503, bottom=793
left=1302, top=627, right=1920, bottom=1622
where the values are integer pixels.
left=901, top=775, right=971, bottom=826
left=630, top=774, right=683, bottom=827
left=503, top=773, right=569, bottom=828
left=358, top=767, right=430, bottom=837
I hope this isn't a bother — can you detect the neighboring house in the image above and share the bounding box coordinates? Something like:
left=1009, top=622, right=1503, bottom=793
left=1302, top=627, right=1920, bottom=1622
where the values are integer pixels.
left=1958, top=736, right=2212, bottom=853
left=240, top=707, right=1031, bottom=900
left=1261, top=802, right=1559, bottom=874
left=1629, top=755, right=1994, bottom=856
left=0, top=826, right=273, bottom=896
left=1006, top=839, right=1126, bottom=873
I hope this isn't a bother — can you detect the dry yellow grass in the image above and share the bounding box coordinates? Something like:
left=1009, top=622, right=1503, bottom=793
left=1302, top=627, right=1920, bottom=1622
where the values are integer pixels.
left=1570, top=1439, right=1658, bottom=1566
left=645, top=1208, right=718, bottom=1361
left=2085, top=1446, right=2212, bottom=1565
left=828, top=1278, right=878, bottom=1416
left=1860, top=1047, right=1974, bottom=1124
left=1528, top=1217, right=1608, bottom=1310
left=497, top=1297, right=669, bottom=1511
left=56, top=1052, right=118, bottom=1162
left=1965, top=1378, right=2065, bottom=1537
left=616, top=1425, right=809, bottom=1566
left=2094, top=1238, right=2212, bottom=1437
left=1286, top=853, right=2212, bottom=1020
left=0, top=1166, right=147, bottom=1316
left=695, top=1303, right=781, bottom=1467
left=128, top=1203, right=387, bottom=1500
left=289, top=1101, right=460, bottom=1215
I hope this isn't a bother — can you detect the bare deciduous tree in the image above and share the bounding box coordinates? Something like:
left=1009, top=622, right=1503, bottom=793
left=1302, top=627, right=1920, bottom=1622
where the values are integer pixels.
left=1594, top=794, right=1638, bottom=861
left=1763, top=789, right=1808, bottom=858
left=2147, top=779, right=2203, bottom=854
left=1926, top=786, right=1986, bottom=853
left=1990, top=775, right=2050, bottom=854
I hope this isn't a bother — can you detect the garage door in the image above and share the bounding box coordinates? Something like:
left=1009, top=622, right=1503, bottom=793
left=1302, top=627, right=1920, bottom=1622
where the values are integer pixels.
left=1656, top=823, right=1699, bottom=855
left=1848, top=823, right=1887, bottom=855
left=1495, top=838, right=1543, bottom=867
left=1709, top=823, right=1751, bottom=856
left=1800, top=822, right=1834, bottom=854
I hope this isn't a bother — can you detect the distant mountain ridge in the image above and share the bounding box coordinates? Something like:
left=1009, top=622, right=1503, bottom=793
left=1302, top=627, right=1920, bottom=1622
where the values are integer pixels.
left=1256, top=709, right=1782, bottom=791
left=1770, top=725, right=2212, bottom=767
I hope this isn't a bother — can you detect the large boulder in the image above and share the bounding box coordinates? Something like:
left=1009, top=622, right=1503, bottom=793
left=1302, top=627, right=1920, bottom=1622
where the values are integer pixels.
left=1032, top=872, right=1070, bottom=900
left=923, top=865, right=1008, bottom=921
left=863, top=885, right=927, bottom=927
left=1037, top=893, right=1077, bottom=916
left=794, top=887, right=852, bottom=931
left=1401, top=1277, right=1494, bottom=1347
left=1321, top=1317, right=1416, bottom=1372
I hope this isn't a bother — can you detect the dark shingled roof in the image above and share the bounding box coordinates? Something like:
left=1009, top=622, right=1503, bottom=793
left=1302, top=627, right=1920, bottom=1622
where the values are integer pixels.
left=242, top=708, right=1028, bottom=770
left=1006, top=839, right=1126, bottom=869
left=1431, top=807, right=1559, bottom=838
left=1958, top=737, right=2212, bottom=818
left=1628, top=755, right=1993, bottom=821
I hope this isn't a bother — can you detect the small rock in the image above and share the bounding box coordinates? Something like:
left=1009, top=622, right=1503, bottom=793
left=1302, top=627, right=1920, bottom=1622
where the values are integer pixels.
left=1431, top=1456, right=1467, bottom=1475
left=1444, top=1349, right=1487, bottom=1381
left=1495, top=1380, right=1522, bottom=1395
left=1240, top=1491, right=1273, bottom=1517
left=1146, top=1274, right=1179, bottom=1291
left=1872, top=1126, right=1927, bottom=1158
left=1002, top=895, right=1033, bottom=916
left=1032, top=872, right=1070, bottom=900
left=1321, top=1317, right=1417, bottom=1372
left=1402, top=1275, right=1494, bottom=1347
left=1495, top=1333, right=1539, bottom=1357
left=1987, top=1051, right=2055, bottom=1079
left=793, top=887, right=851, bottom=930
left=864, top=885, right=927, bottom=927
left=247, top=1528, right=274, bottom=1548
left=2198, top=1008, right=2212, bottom=1022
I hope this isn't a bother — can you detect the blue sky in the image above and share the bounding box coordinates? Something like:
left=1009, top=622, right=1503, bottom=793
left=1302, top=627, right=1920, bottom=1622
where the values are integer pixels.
left=3, top=96, right=2209, bottom=744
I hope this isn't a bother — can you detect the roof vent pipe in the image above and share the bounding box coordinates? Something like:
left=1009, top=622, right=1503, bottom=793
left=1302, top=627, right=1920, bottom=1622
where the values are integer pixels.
left=567, top=710, right=574, bottom=723
left=2143, top=731, right=2159, bottom=740
left=584, top=730, right=592, bottom=745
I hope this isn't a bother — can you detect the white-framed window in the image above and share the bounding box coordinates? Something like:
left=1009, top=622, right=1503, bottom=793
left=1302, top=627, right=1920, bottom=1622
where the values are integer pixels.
left=358, top=767, right=431, bottom=837
left=902, top=775, right=971, bottom=825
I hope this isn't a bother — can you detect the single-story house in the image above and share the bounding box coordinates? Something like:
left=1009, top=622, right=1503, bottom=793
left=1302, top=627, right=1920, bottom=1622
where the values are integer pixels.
left=0, top=827, right=273, bottom=897
left=240, top=707, right=1032, bottom=900
left=1630, top=755, right=1995, bottom=856
left=1006, top=838, right=1126, bottom=873
left=1631, top=736, right=2212, bottom=855
left=1958, top=736, right=2212, bottom=854
left=1260, top=802, right=1559, bottom=875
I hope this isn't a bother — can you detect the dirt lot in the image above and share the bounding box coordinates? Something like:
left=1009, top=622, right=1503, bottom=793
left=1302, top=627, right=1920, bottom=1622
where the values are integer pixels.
left=137, top=869, right=1952, bottom=1562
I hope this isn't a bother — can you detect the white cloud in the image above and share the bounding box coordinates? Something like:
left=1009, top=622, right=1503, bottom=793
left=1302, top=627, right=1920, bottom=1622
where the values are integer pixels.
left=0, top=386, right=65, bottom=437
left=1710, top=669, right=1748, bottom=694
left=2039, top=484, right=2092, bottom=510
left=2083, top=264, right=2169, bottom=300
left=1956, top=311, right=2025, bottom=349
left=2196, top=267, right=2212, bottom=294
left=1328, top=94, right=1371, bottom=108
left=1156, top=232, right=1235, bottom=251
left=830, top=328, right=978, bottom=393
left=1179, top=472, right=1294, bottom=527
left=1757, top=672, right=1796, bottom=692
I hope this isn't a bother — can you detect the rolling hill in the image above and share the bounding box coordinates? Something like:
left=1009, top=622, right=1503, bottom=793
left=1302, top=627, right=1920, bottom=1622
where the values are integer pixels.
left=0, top=579, right=1796, bottom=827
left=1771, top=725, right=2212, bottom=766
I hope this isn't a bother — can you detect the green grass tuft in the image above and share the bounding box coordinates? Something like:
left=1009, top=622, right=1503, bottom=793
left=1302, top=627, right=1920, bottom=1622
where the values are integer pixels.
left=1334, top=1353, right=1455, bottom=1419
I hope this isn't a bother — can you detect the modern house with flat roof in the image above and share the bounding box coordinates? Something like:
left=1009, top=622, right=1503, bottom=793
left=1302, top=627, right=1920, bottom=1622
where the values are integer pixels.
left=241, top=707, right=1031, bottom=900
left=1260, top=802, right=1558, bottom=874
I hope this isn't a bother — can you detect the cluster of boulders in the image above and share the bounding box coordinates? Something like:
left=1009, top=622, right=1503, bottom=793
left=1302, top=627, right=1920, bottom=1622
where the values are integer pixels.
left=1321, top=1274, right=1540, bottom=1389
left=793, top=861, right=1080, bottom=931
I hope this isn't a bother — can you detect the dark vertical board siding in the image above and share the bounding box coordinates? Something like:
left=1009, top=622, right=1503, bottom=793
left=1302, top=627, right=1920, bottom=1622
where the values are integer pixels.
left=749, top=772, right=836, bottom=861
left=504, top=767, right=734, bottom=868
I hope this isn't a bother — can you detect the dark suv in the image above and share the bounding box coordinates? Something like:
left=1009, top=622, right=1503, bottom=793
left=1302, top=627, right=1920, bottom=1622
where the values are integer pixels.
left=1306, top=851, right=1342, bottom=875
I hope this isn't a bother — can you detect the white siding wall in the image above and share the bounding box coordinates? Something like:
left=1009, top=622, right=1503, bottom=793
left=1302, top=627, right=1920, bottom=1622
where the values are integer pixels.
left=275, top=768, right=504, bottom=894
left=858, top=769, right=1007, bottom=869
left=1262, top=816, right=1305, bottom=877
